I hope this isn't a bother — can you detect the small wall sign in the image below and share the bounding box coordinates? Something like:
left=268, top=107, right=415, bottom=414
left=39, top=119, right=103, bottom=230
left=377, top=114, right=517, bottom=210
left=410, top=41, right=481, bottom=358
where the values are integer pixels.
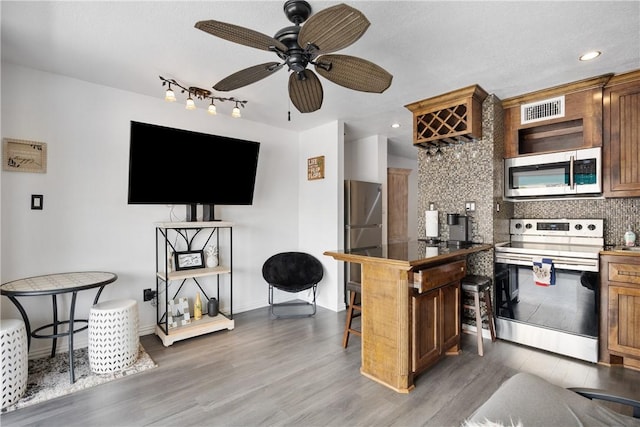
left=3, top=138, right=47, bottom=173
left=307, top=155, right=325, bottom=180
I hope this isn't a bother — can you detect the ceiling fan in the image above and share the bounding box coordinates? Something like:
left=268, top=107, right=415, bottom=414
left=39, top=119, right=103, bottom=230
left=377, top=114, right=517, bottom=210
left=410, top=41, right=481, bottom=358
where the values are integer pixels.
left=195, top=0, right=393, bottom=114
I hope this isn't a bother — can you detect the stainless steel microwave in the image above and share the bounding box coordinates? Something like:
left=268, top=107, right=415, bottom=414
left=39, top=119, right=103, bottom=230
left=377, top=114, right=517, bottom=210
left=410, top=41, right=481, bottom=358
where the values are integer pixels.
left=504, top=147, right=601, bottom=198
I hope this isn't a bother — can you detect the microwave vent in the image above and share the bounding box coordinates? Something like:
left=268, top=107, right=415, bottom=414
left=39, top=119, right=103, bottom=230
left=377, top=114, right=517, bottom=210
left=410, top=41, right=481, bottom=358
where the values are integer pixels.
left=520, top=96, right=565, bottom=124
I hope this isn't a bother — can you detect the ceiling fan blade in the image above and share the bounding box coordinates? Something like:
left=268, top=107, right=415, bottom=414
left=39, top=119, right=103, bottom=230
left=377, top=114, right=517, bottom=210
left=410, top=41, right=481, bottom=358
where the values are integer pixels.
left=195, top=20, right=287, bottom=52
left=214, top=62, right=283, bottom=91
left=288, top=70, right=323, bottom=113
left=298, top=4, right=370, bottom=55
left=315, top=54, right=392, bottom=93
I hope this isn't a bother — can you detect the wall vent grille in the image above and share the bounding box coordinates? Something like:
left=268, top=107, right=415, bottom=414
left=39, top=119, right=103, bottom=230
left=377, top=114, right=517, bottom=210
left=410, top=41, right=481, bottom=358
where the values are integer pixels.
left=520, top=95, right=565, bottom=124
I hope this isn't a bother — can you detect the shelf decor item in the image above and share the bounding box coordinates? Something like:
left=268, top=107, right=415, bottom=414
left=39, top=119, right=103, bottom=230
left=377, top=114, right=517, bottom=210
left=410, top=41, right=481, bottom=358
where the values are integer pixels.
left=167, top=297, right=191, bottom=329
left=174, top=250, right=204, bottom=271
left=207, top=297, right=219, bottom=317
left=194, top=293, right=202, bottom=320
left=205, top=245, right=219, bottom=268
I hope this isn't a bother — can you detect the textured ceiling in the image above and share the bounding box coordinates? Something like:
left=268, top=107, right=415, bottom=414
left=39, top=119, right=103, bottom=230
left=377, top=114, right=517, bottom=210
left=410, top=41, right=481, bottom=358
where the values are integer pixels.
left=2, top=1, right=639, bottom=159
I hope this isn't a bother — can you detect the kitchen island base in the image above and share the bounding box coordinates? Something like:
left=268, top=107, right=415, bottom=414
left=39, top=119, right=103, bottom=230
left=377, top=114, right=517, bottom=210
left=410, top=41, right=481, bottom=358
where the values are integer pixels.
left=325, top=241, right=491, bottom=392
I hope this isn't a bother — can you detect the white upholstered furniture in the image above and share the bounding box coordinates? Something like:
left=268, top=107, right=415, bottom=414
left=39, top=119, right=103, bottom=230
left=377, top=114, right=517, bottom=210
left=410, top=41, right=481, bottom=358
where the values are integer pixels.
left=88, top=299, right=139, bottom=374
left=1, top=319, right=28, bottom=409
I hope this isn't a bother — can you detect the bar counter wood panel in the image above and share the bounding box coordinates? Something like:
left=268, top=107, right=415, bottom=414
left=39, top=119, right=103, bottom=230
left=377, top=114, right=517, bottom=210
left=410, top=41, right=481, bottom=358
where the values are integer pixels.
left=361, top=262, right=413, bottom=392
left=324, top=242, right=491, bottom=393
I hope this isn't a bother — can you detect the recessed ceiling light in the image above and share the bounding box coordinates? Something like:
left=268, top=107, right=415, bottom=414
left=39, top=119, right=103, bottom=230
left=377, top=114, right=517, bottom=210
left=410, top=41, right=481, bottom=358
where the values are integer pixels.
left=579, top=51, right=601, bottom=61
left=391, top=123, right=401, bottom=129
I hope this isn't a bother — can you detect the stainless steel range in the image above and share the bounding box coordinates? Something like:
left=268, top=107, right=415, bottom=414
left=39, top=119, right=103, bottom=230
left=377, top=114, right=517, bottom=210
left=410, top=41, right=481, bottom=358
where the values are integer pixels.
left=494, top=218, right=604, bottom=363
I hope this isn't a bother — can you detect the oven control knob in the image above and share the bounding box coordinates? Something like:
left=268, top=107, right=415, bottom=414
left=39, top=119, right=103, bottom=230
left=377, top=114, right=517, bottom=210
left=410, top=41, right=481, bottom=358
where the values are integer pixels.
left=575, top=224, right=583, bottom=230
left=588, top=224, right=596, bottom=231
left=525, top=223, right=532, bottom=229
left=514, top=223, right=522, bottom=229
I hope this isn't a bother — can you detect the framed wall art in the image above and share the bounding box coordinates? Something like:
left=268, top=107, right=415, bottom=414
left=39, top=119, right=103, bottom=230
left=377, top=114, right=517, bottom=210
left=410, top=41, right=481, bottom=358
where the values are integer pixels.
left=307, top=155, right=325, bottom=180
left=3, top=138, right=47, bottom=173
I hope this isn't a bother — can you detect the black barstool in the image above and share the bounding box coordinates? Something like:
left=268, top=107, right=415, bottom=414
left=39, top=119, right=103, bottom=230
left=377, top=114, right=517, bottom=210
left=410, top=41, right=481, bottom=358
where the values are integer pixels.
left=461, top=275, right=496, bottom=356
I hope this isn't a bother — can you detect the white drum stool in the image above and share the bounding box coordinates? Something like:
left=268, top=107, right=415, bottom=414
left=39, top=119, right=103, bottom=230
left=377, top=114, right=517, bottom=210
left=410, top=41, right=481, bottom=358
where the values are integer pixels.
left=88, top=299, right=139, bottom=374
left=1, top=319, right=28, bottom=409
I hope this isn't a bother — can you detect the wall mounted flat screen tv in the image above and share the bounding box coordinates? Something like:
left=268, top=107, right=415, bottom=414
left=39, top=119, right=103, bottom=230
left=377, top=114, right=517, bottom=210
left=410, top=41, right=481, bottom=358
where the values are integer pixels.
left=128, top=121, right=260, bottom=221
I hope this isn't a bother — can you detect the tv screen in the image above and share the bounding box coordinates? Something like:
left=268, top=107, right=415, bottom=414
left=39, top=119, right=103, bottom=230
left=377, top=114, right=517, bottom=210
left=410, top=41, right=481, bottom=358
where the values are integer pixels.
left=127, top=121, right=260, bottom=217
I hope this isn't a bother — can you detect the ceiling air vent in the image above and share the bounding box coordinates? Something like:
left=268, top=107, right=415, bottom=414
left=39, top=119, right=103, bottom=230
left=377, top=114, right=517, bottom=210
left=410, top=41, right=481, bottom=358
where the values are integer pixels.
left=520, top=95, right=565, bottom=125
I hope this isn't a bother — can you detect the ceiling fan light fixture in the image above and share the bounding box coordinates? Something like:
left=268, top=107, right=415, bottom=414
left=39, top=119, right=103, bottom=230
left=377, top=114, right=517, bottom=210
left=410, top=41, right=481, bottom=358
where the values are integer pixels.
left=208, top=101, right=217, bottom=115
left=194, top=0, right=392, bottom=114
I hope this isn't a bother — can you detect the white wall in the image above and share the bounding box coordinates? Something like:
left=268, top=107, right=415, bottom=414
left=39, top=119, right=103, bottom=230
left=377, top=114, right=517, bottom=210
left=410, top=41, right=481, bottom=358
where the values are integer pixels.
left=1, top=63, right=303, bottom=356
left=298, top=121, right=344, bottom=312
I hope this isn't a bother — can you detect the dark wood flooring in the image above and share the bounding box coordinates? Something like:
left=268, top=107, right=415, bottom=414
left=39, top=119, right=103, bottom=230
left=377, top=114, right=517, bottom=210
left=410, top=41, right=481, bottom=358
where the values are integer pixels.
left=2, top=305, right=639, bottom=426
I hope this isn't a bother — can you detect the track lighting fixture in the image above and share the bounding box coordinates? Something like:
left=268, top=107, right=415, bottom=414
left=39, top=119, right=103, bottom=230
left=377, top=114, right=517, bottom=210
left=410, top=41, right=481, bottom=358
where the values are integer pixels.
left=232, top=102, right=241, bottom=118
left=185, top=94, right=196, bottom=110
left=159, top=76, right=247, bottom=117
left=165, top=84, right=176, bottom=102
left=208, top=100, right=217, bottom=115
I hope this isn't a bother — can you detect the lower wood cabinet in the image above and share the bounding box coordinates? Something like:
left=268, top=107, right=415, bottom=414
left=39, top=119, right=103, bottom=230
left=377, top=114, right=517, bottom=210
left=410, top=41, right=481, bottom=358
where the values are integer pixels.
left=412, top=264, right=463, bottom=374
left=600, top=253, right=640, bottom=370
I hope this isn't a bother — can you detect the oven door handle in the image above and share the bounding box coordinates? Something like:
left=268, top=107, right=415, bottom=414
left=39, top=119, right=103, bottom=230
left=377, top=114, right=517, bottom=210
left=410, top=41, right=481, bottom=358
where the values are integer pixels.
left=495, top=253, right=599, bottom=271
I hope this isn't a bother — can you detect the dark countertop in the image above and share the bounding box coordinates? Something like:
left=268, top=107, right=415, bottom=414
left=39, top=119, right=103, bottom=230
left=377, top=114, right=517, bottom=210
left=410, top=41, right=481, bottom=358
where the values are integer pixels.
left=324, top=241, right=493, bottom=270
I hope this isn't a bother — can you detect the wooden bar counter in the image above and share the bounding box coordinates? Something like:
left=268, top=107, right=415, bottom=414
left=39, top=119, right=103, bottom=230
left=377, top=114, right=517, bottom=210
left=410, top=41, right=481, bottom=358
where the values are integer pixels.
left=324, top=241, right=492, bottom=393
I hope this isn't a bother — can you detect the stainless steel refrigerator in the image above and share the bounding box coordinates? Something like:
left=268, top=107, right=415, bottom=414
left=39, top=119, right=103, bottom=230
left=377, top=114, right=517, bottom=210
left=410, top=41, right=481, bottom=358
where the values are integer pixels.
left=344, top=180, right=383, bottom=295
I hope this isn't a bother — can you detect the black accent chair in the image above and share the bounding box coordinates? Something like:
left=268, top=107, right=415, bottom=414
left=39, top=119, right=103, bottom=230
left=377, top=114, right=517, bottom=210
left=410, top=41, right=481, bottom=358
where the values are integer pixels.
left=262, top=252, right=324, bottom=318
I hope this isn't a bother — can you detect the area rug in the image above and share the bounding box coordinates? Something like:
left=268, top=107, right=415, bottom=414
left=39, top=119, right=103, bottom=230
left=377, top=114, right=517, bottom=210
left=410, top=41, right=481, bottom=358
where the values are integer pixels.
left=2, top=344, right=157, bottom=413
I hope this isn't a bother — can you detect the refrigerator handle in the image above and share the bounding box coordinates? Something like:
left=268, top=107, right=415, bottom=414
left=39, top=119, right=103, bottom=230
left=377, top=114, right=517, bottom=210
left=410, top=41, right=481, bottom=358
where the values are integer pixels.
left=569, top=155, right=575, bottom=190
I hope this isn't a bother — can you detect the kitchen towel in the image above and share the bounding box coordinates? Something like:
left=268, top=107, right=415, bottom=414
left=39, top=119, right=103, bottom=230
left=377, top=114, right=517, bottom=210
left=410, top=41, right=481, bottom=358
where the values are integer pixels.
left=533, top=257, right=555, bottom=286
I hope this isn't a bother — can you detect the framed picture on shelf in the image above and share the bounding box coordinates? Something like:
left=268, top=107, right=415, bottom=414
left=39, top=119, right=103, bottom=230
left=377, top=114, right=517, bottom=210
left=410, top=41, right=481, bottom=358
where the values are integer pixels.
left=174, top=250, right=204, bottom=271
left=167, top=297, right=191, bottom=329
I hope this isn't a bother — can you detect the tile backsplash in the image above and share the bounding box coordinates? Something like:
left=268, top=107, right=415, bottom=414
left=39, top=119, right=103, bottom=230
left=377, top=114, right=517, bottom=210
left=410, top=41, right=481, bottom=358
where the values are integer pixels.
left=513, top=197, right=640, bottom=247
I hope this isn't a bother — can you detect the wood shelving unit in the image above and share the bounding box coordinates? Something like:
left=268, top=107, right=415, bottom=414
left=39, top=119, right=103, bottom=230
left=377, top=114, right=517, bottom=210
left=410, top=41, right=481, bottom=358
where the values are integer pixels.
left=154, top=221, right=234, bottom=347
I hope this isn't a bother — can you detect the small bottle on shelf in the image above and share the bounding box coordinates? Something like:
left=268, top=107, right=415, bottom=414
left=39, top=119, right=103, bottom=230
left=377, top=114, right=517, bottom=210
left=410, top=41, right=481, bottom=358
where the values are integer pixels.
left=624, top=225, right=636, bottom=247
left=194, top=293, right=202, bottom=320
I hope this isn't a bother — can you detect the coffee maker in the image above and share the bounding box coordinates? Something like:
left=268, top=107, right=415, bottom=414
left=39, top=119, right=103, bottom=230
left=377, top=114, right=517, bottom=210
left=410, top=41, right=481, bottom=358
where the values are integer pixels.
left=447, top=213, right=470, bottom=246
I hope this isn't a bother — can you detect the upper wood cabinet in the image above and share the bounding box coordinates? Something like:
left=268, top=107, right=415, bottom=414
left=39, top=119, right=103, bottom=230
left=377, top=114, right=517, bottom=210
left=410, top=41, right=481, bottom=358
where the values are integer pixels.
left=502, top=75, right=612, bottom=158
left=405, top=85, right=488, bottom=149
left=387, top=168, right=412, bottom=245
left=603, top=69, right=640, bottom=198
